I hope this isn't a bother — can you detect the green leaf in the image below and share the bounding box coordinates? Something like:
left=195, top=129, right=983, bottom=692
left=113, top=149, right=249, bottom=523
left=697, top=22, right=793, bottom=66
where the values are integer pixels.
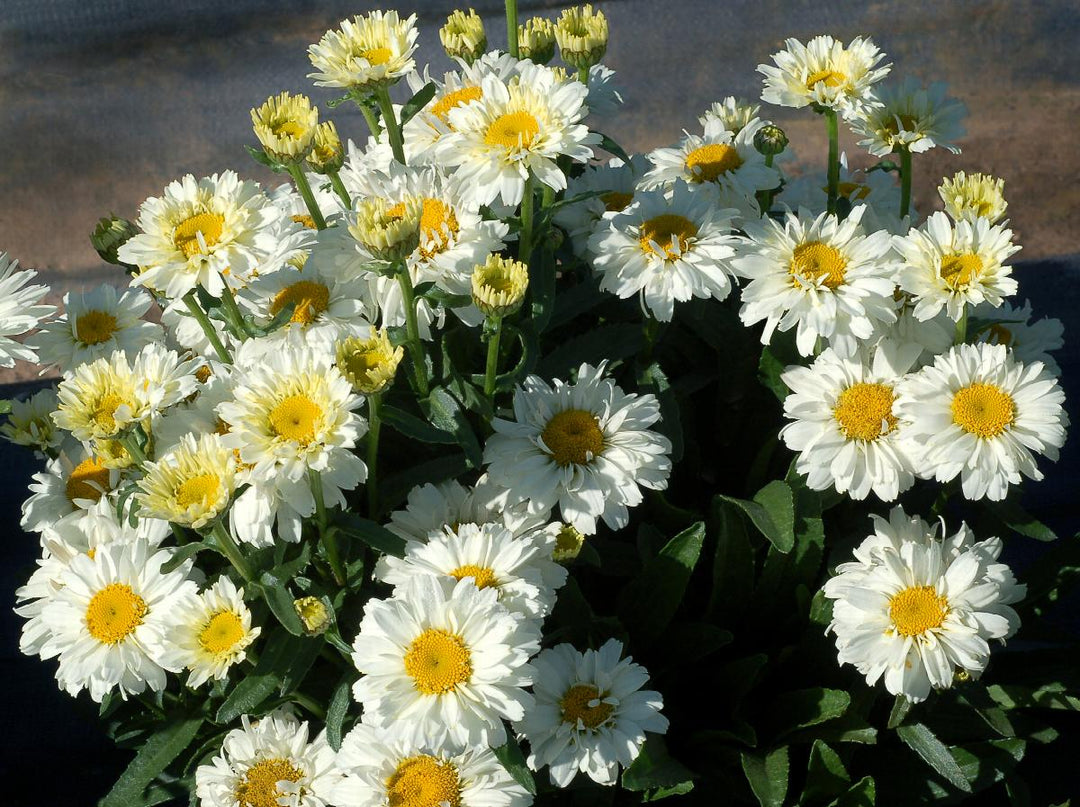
left=896, top=722, right=972, bottom=793
left=708, top=498, right=755, bottom=623
left=216, top=630, right=304, bottom=723
left=740, top=746, right=789, bottom=807
left=335, top=512, right=407, bottom=557
left=959, top=685, right=1016, bottom=737
left=758, top=346, right=790, bottom=402
left=638, top=362, right=684, bottom=464
left=379, top=453, right=469, bottom=512
left=399, top=81, right=437, bottom=126
left=258, top=573, right=305, bottom=636
left=326, top=672, right=355, bottom=752
left=987, top=497, right=1058, bottom=541
left=803, top=740, right=850, bottom=805
left=243, top=144, right=286, bottom=173
left=621, top=735, right=696, bottom=792
left=527, top=242, right=556, bottom=333
left=718, top=480, right=795, bottom=553
left=887, top=694, right=912, bottom=729
left=380, top=404, right=458, bottom=444
left=643, top=781, right=695, bottom=801
left=830, top=776, right=876, bottom=807
left=952, top=738, right=1025, bottom=795
left=617, top=522, right=706, bottom=645
left=547, top=274, right=604, bottom=330
left=768, top=688, right=851, bottom=738
left=100, top=715, right=203, bottom=807
left=594, top=130, right=630, bottom=163
left=278, top=636, right=323, bottom=695
left=160, top=541, right=210, bottom=573
left=422, top=387, right=482, bottom=468
left=492, top=738, right=537, bottom=795
left=659, top=622, right=732, bottom=667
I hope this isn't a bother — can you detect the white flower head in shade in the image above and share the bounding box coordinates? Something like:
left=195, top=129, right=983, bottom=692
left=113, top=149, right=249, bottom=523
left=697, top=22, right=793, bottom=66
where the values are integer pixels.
left=733, top=205, right=898, bottom=357
left=779, top=153, right=908, bottom=231
left=759, top=35, right=891, bottom=120
left=160, top=576, right=260, bottom=689
left=823, top=506, right=1025, bottom=702
left=893, top=211, right=1020, bottom=322
left=483, top=362, right=673, bottom=535
left=195, top=708, right=341, bottom=807
left=895, top=342, right=1068, bottom=501
left=332, top=723, right=532, bottom=807
left=351, top=575, right=539, bottom=748
left=780, top=344, right=919, bottom=501
left=135, top=433, right=236, bottom=529
left=374, top=522, right=568, bottom=621
left=39, top=539, right=196, bottom=701
left=307, top=10, right=418, bottom=92
left=971, top=299, right=1065, bottom=375
left=2, top=387, right=62, bottom=453
left=698, top=96, right=763, bottom=135
left=938, top=170, right=1008, bottom=225
left=514, top=638, right=668, bottom=787
left=0, top=252, right=55, bottom=369
left=870, top=292, right=953, bottom=369
left=852, top=78, right=967, bottom=157
left=588, top=183, right=741, bottom=322
left=21, top=445, right=120, bottom=534
left=552, top=155, right=647, bottom=257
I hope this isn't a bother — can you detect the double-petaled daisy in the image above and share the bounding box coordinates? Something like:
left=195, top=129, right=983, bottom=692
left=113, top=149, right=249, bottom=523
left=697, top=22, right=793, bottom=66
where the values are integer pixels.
left=374, top=522, right=568, bottom=621
left=852, top=78, right=967, bottom=157
left=307, top=10, right=418, bottom=92
left=699, top=96, right=763, bottom=135
left=972, top=299, right=1064, bottom=375
left=21, top=445, right=120, bottom=534
left=938, top=171, right=1008, bottom=225
left=135, top=433, right=236, bottom=529
left=552, top=155, right=647, bottom=257
left=483, top=362, right=672, bottom=535
left=39, top=539, right=196, bottom=701
left=0, top=252, right=56, bottom=369
left=251, top=91, right=319, bottom=165
left=351, top=576, right=539, bottom=747
left=588, top=183, right=741, bottom=321
left=2, top=387, right=62, bottom=453
left=514, top=639, right=668, bottom=787
left=895, top=343, right=1068, bottom=501
left=160, top=576, right=260, bottom=689
left=780, top=345, right=918, bottom=501
left=893, top=211, right=1020, bottom=322
left=733, top=205, right=897, bottom=357
left=196, top=708, right=341, bottom=807
left=823, top=506, right=1025, bottom=702
left=759, top=35, right=891, bottom=120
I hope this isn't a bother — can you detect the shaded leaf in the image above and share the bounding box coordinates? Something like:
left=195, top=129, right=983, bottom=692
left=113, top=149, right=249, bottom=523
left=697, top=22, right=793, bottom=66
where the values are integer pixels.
left=326, top=672, right=356, bottom=752
left=492, top=738, right=537, bottom=795
left=399, top=81, right=437, bottom=126
left=768, top=688, right=851, bottom=738
left=422, top=387, right=481, bottom=468
left=335, top=513, right=407, bottom=558
left=381, top=404, right=458, bottom=444
left=100, top=715, right=203, bottom=807
left=740, top=746, right=789, bottom=807
left=622, top=735, right=696, bottom=792
left=803, top=740, right=850, bottom=805
left=896, top=722, right=971, bottom=793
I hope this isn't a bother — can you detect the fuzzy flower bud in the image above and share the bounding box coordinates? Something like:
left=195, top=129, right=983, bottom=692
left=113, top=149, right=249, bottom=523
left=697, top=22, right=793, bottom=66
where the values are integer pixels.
left=754, top=124, right=789, bottom=157
left=251, top=91, right=319, bottom=164
left=440, top=9, right=487, bottom=64
left=471, top=254, right=529, bottom=318
left=293, top=597, right=331, bottom=635
left=518, top=17, right=556, bottom=64
left=555, top=4, right=608, bottom=70
left=349, top=196, right=422, bottom=264
left=90, top=215, right=139, bottom=266
left=306, top=121, right=345, bottom=174
left=938, top=170, right=1008, bottom=224
left=336, top=330, right=404, bottom=395
left=553, top=523, right=585, bottom=563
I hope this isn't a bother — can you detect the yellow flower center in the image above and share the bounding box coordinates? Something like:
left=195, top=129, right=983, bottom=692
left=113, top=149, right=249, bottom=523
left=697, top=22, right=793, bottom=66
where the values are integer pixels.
left=270, top=119, right=307, bottom=140
left=601, top=191, right=634, bottom=212
left=75, top=310, right=118, bottom=345
left=542, top=409, right=605, bottom=466
left=560, top=683, right=614, bottom=729
left=951, top=382, right=1015, bottom=438
left=431, top=86, right=483, bottom=123
left=386, top=755, right=462, bottom=807
left=66, top=456, right=111, bottom=503
left=269, top=280, right=331, bottom=325
left=175, top=473, right=220, bottom=509
left=638, top=214, right=698, bottom=261
left=269, top=394, right=322, bottom=445
left=92, top=391, right=128, bottom=433
left=359, top=47, right=393, bottom=66
left=834, top=181, right=871, bottom=201
left=806, top=69, right=847, bottom=89
left=790, top=241, right=848, bottom=289
left=196, top=364, right=214, bottom=384
left=883, top=113, right=921, bottom=136
left=684, top=143, right=744, bottom=183
left=985, top=323, right=1014, bottom=347
left=236, top=758, right=304, bottom=807
left=940, top=252, right=984, bottom=290
left=889, top=585, right=948, bottom=637
left=291, top=213, right=318, bottom=230
left=404, top=628, right=473, bottom=695
left=173, top=211, right=225, bottom=258
left=833, top=382, right=898, bottom=441
left=484, top=111, right=540, bottom=149
left=448, top=564, right=498, bottom=590
left=199, top=610, right=245, bottom=655
left=85, top=583, right=148, bottom=645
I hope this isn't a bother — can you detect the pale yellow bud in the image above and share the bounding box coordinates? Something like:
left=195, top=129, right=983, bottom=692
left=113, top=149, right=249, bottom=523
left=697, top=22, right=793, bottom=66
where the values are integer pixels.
left=518, top=17, right=556, bottom=65
left=349, top=196, right=422, bottom=264
left=251, top=91, right=319, bottom=164
left=440, top=9, right=487, bottom=64
left=554, top=4, right=608, bottom=70
left=938, top=171, right=1008, bottom=225
left=471, top=254, right=529, bottom=318
left=336, top=330, right=404, bottom=394
left=293, top=596, right=331, bottom=635
left=553, top=523, right=585, bottom=563
left=306, top=121, right=345, bottom=174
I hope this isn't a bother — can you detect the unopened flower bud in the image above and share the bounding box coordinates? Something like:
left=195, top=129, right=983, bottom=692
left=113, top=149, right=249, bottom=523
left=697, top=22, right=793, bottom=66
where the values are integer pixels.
left=440, top=9, right=487, bottom=65
left=553, top=523, right=585, bottom=563
left=518, top=18, right=556, bottom=64
left=349, top=196, right=422, bottom=264
left=91, top=215, right=139, bottom=265
left=251, top=91, right=319, bottom=164
left=471, top=254, right=528, bottom=318
left=754, top=124, right=788, bottom=157
left=336, top=329, right=404, bottom=394
left=306, top=121, right=344, bottom=174
left=293, top=596, right=331, bottom=635
left=938, top=170, right=1007, bottom=224
left=554, top=5, right=608, bottom=71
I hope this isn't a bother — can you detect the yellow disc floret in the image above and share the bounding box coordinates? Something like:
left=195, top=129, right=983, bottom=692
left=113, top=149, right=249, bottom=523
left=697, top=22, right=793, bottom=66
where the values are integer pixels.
left=889, top=585, right=949, bottom=637
left=684, top=143, right=744, bottom=183
left=951, top=382, right=1015, bottom=438
left=66, top=456, right=112, bottom=503
left=560, top=683, right=614, bottom=729
left=75, top=310, right=119, bottom=345
left=542, top=409, right=605, bottom=466
left=833, top=382, right=898, bottom=441
left=235, top=758, right=304, bottom=807
left=386, top=755, right=462, bottom=807
left=638, top=214, right=698, bottom=261
left=448, top=564, right=498, bottom=590
left=86, top=583, right=148, bottom=645
left=939, top=252, right=984, bottom=291
left=485, top=112, right=541, bottom=150
left=199, top=610, right=246, bottom=656
left=173, top=211, right=225, bottom=259
left=269, top=394, right=323, bottom=445
left=269, top=280, right=331, bottom=325
left=404, top=628, right=473, bottom=695
left=790, top=241, right=848, bottom=289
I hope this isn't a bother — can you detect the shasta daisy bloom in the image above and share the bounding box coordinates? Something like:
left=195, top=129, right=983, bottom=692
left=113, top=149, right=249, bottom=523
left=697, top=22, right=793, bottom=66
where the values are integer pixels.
left=29, top=284, right=161, bottom=373
left=759, top=35, right=890, bottom=119
left=780, top=345, right=918, bottom=501
left=251, top=91, right=318, bottom=164
left=552, top=155, right=647, bottom=257
left=823, top=506, right=1025, bottom=702
left=53, top=350, right=145, bottom=442
left=21, top=446, right=119, bottom=534
left=0, top=252, right=56, bottom=368
left=483, top=362, right=672, bottom=535
left=780, top=153, right=907, bottom=229
left=333, top=723, right=532, bottom=807
left=938, top=170, right=1008, bottom=225
left=196, top=708, right=341, bottom=807
left=135, top=433, right=236, bottom=529
left=351, top=575, right=540, bottom=747
left=733, top=205, right=898, bottom=357
left=307, top=10, right=418, bottom=92
left=852, top=78, right=967, bottom=157
left=160, top=576, right=260, bottom=689
left=895, top=342, right=1068, bottom=501
left=588, top=183, right=741, bottom=321
left=472, top=254, right=528, bottom=318
left=514, top=639, right=668, bottom=787
left=39, top=539, right=196, bottom=701
left=972, top=299, right=1065, bottom=375
left=699, top=96, right=763, bottom=135
left=869, top=292, right=953, bottom=368
left=1, top=387, right=62, bottom=452
left=893, top=211, right=1020, bottom=321
left=374, top=522, right=568, bottom=621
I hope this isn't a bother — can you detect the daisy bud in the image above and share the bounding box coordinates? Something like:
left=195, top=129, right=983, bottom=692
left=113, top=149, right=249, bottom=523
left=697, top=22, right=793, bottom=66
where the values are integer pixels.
left=250, top=91, right=319, bottom=165
left=554, top=4, right=608, bottom=71
left=293, top=596, right=331, bottom=635
left=938, top=170, right=1008, bottom=225
left=754, top=123, right=789, bottom=157
left=440, top=9, right=487, bottom=65
left=471, top=254, right=529, bottom=318
left=306, top=121, right=344, bottom=175
left=349, top=197, right=422, bottom=264
left=90, top=215, right=139, bottom=266
left=552, top=523, right=585, bottom=563
left=336, top=330, right=404, bottom=395
left=518, top=17, right=556, bottom=65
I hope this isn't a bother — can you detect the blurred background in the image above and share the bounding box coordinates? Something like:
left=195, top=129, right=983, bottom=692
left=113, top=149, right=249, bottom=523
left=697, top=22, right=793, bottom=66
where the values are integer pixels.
left=1, top=0, right=1078, bottom=802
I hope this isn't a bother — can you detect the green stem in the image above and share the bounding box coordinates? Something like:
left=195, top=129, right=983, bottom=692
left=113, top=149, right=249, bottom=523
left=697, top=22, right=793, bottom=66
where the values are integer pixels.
left=505, top=0, right=519, bottom=57
left=357, top=99, right=382, bottom=139
left=328, top=170, right=352, bottom=210
left=117, top=431, right=148, bottom=466
left=309, top=470, right=346, bottom=586
left=217, top=279, right=249, bottom=340
left=395, top=268, right=430, bottom=396
left=642, top=316, right=661, bottom=365
left=578, top=65, right=590, bottom=85
left=825, top=108, right=840, bottom=215
left=483, top=317, right=504, bottom=398
left=287, top=164, right=327, bottom=230
left=375, top=87, right=406, bottom=165
left=757, top=153, right=776, bottom=214
left=899, top=148, right=913, bottom=220
left=290, top=691, right=326, bottom=720
left=954, top=308, right=968, bottom=345
left=366, top=393, right=382, bottom=518
left=211, top=520, right=253, bottom=582
left=518, top=174, right=535, bottom=265
left=182, top=292, right=231, bottom=363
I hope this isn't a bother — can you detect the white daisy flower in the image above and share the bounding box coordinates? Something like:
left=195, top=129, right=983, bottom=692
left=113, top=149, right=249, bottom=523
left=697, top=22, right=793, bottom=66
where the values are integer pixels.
left=483, top=362, right=672, bottom=535
left=938, top=170, right=1008, bottom=225
left=895, top=343, right=1068, bottom=501
left=551, top=155, right=647, bottom=257
left=152, top=364, right=233, bottom=455
left=823, top=506, right=1025, bottom=702
left=28, top=284, right=162, bottom=373
left=39, top=539, right=196, bottom=701
left=21, top=445, right=120, bottom=535
left=332, top=723, right=532, bottom=807
left=852, top=78, right=967, bottom=157
left=972, top=299, right=1065, bottom=375
left=135, top=433, right=236, bottom=529
left=351, top=575, right=539, bottom=747
left=779, top=153, right=908, bottom=231
left=869, top=292, right=953, bottom=369
left=893, top=211, right=1021, bottom=322
left=307, top=10, right=418, bottom=92
left=758, top=35, right=891, bottom=120
left=698, top=96, right=763, bottom=135
left=0, top=252, right=56, bottom=368
left=580, top=63, right=625, bottom=117
left=195, top=708, right=341, bottom=807
left=733, top=205, right=898, bottom=357
left=374, top=522, right=568, bottom=621
left=588, top=182, right=741, bottom=321
left=780, top=345, right=918, bottom=501
left=2, top=387, right=63, bottom=453
left=514, top=638, right=668, bottom=787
